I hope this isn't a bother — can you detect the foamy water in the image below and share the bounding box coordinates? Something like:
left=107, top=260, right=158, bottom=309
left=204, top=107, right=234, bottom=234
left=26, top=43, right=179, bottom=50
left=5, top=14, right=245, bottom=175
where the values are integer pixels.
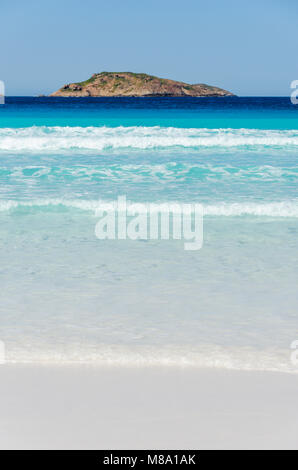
left=0, top=125, right=298, bottom=152
left=0, top=198, right=298, bottom=217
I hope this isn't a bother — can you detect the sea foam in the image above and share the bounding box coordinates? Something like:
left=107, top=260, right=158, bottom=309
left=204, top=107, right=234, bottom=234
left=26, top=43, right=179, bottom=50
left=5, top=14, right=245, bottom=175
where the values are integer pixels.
left=0, top=126, right=298, bottom=153
left=1, top=198, right=298, bottom=217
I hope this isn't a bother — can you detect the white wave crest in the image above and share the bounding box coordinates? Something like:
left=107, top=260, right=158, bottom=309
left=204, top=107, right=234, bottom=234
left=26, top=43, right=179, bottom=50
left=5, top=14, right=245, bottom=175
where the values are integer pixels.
left=0, top=126, right=298, bottom=152
left=203, top=201, right=298, bottom=217
left=0, top=198, right=298, bottom=217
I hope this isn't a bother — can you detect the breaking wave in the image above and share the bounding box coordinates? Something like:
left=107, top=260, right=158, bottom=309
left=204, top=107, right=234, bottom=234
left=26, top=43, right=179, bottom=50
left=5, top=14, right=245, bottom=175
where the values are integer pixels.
left=1, top=198, right=298, bottom=217
left=1, top=126, right=298, bottom=153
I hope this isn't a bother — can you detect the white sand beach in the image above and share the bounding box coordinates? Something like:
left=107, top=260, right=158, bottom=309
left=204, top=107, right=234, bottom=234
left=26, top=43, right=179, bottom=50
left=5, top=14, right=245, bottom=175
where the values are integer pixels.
left=0, top=365, right=297, bottom=450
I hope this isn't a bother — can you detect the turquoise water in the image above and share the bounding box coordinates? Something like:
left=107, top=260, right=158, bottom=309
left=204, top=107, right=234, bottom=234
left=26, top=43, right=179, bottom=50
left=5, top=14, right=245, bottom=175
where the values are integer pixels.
left=0, top=97, right=297, bottom=371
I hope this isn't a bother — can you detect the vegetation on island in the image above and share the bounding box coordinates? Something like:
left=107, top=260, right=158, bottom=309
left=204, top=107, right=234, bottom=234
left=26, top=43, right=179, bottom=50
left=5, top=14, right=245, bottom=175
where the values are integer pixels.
left=50, top=72, right=233, bottom=97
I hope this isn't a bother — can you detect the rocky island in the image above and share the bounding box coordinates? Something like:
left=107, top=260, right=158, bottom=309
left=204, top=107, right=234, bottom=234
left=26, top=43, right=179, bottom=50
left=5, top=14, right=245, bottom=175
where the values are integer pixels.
left=50, top=72, right=233, bottom=97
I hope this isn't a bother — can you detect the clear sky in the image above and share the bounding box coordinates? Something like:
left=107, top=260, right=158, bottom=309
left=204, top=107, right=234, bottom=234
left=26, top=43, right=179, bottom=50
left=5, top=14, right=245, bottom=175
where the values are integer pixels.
left=1, top=0, right=298, bottom=96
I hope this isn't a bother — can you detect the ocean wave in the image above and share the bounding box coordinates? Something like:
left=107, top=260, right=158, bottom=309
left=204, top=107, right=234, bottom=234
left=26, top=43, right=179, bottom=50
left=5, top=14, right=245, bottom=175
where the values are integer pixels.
left=1, top=163, right=298, bottom=182
left=1, top=198, right=298, bottom=217
left=204, top=201, right=298, bottom=217
left=5, top=344, right=297, bottom=374
left=0, top=126, right=298, bottom=152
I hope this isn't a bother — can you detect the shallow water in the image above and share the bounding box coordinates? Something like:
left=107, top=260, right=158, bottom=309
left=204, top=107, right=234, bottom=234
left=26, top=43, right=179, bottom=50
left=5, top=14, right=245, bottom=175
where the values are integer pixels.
left=0, top=97, right=297, bottom=372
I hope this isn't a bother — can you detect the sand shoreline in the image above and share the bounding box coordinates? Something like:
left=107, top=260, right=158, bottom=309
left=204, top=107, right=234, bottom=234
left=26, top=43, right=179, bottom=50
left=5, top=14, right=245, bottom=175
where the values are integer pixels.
left=0, top=365, right=297, bottom=450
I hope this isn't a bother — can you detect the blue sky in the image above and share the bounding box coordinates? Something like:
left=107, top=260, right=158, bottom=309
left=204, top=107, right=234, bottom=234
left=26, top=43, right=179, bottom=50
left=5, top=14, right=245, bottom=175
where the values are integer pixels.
left=1, top=0, right=297, bottom=96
